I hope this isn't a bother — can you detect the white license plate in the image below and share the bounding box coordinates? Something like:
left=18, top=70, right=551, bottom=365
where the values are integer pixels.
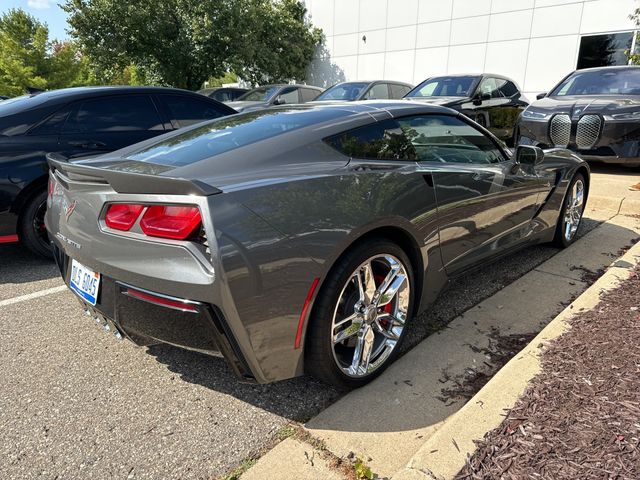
left=69, top=259, right=101, bottom=306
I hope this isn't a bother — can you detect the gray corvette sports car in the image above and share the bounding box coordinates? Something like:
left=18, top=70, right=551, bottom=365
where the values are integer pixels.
left=46, top=101, right=589, bottom=389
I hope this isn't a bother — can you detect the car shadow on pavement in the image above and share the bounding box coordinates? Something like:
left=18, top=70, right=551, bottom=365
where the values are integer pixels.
left=147, top=344, right=340, bottom=422
left=144, top=218, right=607, bottom=424
left=0, top=243, right=58, bottom=284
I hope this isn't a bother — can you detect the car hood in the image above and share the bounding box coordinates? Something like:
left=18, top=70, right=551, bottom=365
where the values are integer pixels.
left=225, top=100, right=269, bottom=112
left=404, top=96, right=464, bottom=106
left=527, top=95, right=640, bottom=117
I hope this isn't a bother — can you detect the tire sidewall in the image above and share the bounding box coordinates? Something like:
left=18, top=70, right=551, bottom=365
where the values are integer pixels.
left=19, top=189, right=52, bottom=258
left=554, top=172, right=586, bottom=248
left=305, top=239, right=415, bottom=390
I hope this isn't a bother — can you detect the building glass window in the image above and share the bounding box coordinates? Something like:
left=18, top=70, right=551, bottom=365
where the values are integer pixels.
left=577, top=32, right=634, bottom=70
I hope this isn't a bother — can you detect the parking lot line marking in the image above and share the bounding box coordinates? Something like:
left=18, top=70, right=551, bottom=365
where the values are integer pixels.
left=0, top=285, right=68, bottom=308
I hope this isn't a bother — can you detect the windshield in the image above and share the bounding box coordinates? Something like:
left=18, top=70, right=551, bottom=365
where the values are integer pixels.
left=407, top=76, right=479, bottom=98
left=237, top=86, right=281, bottom=102
left=127, top=107, right=351, bottom=167
left=551, top=68, right=640, bottom=96
left=316, top=82, right=369, bottom=101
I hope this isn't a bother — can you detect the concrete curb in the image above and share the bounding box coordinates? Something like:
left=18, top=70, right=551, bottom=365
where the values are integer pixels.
left=588, top=194, right=640, bottom=216
left=391, top=237, right=640, bottom=480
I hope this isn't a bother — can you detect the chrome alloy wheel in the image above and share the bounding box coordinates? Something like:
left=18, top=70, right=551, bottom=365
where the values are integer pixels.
left=564, top=179, right=585, bottom=242
left=330, top=254, right=410, bottom=378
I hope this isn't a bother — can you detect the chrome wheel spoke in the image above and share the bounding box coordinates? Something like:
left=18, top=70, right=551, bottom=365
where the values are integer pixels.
left=377, top=272, right=407, bottom=307
left=333, top=319, right=362, bottom=344
left=330, top=253, right=411, bottom=379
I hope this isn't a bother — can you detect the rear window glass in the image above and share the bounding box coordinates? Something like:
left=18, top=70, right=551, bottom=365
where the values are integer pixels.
left=127, top=107, right=351, bottom=167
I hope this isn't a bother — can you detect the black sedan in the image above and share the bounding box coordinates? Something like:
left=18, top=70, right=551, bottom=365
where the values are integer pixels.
left=517, top=66, right=640, bottom=167
left=0, top=86, right=236, bottom=256
left=226, top=84, right=324, bottom=112
left=405, top=74, right=529, bottom=145
left=314, top=80, right=413, bottom=102
left=46, top=101, right=588, bottom=389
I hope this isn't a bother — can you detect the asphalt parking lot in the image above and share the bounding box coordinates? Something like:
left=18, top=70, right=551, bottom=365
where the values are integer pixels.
left=0, top=213, right=607, bottom=479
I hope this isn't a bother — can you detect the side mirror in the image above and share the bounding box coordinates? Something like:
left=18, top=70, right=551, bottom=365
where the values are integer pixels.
left=473, top=92, right=490, bottom=105
left=273, top=95, right=285, bottom=105
left=536, top=92, right=546, bottom=100
left=515, top=145, right=544, bottom=166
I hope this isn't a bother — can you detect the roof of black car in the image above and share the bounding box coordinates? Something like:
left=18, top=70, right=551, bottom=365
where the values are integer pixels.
left=34, top=86, right=197, bottom=100
left=571, top=65, right=640, bottom=73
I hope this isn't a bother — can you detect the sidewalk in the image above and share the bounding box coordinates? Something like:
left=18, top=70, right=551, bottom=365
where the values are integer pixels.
left=240, top=185, right=640, bottom=480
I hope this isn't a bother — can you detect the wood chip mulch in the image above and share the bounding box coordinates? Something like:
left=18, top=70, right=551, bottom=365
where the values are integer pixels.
left=457, top=267, right=640, bottom=480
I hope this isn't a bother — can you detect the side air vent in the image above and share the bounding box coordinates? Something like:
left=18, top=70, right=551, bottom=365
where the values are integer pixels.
left=576, top=114, right=602, bottom=150
left=549, top=114, right=571, bottom=147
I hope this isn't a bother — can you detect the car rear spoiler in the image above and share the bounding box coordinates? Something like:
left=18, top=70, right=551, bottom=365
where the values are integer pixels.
left=47, top=153, right=221, bottom=196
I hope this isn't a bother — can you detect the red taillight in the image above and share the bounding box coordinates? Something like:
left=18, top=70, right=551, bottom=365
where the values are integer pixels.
left=140, top=205, right=202, bottom=240
left=48, top=177, right=53, bottom=198
left=105, top=203, right=144, bottom=231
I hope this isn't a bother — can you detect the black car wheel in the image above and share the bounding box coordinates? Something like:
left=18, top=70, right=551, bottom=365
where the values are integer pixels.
left=19, top=190, right=52, bottom=258
left=553, top=173, right=586, bottom=248
left=305, top=239, right=414, bottom=390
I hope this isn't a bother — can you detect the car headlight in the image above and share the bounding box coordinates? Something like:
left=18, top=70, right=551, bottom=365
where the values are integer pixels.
left=609, top=111, right=640, bottom=120
left=522, top=109, right=551, bottom=120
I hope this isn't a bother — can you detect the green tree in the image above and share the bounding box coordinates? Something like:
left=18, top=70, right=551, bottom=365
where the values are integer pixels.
left=629, top=7, right=640, bottom=64
left=62, top=0, right=322, bottom=90
left=0, top=9, right=49, bottom=96
left=0, top=9, right=95, bottom=96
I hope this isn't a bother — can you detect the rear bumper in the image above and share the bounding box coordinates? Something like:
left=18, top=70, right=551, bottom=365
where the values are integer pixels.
left=52, top=242, right=257, bottom=382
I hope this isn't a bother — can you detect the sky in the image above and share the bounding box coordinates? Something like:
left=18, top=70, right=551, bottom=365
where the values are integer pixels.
left=1, top=0, right=70, bottom=40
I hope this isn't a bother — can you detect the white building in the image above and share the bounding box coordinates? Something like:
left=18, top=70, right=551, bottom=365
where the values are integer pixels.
left=304, top=0, right=638, bottom=99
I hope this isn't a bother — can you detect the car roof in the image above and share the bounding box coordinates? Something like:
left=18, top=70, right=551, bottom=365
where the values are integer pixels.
left=568, top=65, right=640, bottom=74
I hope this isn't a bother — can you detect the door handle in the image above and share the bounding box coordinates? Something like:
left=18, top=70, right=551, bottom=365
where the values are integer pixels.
left=69, top=140, right=106, bottom=149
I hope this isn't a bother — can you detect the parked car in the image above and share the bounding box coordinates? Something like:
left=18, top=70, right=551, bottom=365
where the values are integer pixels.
left=197, top=87, right=248, bottom=102
left=313, top=80, right=413, bottom=102
left=0, top=86, right=236, bottom=256
left=226, top=84, right=323, bottom=112
left=46, top=101, right=589, bottom=389
left=405, top=74, right=528, bottom=145
left=517, top=66, right=640, bottom=167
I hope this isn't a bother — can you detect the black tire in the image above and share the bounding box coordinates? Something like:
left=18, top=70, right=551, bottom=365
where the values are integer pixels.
left=552, top=172, right=587, bottom=248
left=19, top=189, right=52, bottom=258
left=305, top=239, right=415, bottom=390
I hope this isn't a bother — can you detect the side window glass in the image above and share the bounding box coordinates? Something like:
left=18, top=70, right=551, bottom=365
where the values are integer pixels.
left=365, top=83, right=390, bottom=100
left=63, top=95, right=164, bottom=133
left=300, top=88, right=319, bottom=102
left=162, top=95, right=227, bottom=127
left=325, top=119, right=416, bottom=161
left=498, top=81, right=518, bottom=98
left=477, top=77, right=500, bottom=98
left=395, top=115, right=505, bottom=164
left=390, top=84, right=412, bottom=98
left=29, top=108, right=70, bottom=135
left=278, top=88, right=300, bottom=104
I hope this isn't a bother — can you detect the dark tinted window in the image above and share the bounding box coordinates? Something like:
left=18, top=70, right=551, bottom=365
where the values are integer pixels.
left=407, top=76, right=479, bottom=97
left=577, top=32, right=634, bottom=70
left=29, top=108, right=70, bottom=135
left=162, top=95, right=228, bottom=127
left=300, top=88, right=320, bottom=102
left=239, top=86, right=280, bottom=101
left=212, top=90, right=233, bottom=102
left=551, top=68, right=640, bottom=95
left=498, top=81, right=518, bottom=97
left=64, top=95, right=163, bottom=133
left=390, top=84, right=412, bottom=98
left=128, top=107, right=351, bottom=166
left=326, top=119, right=416, bottom=161
left=396, top=115, right=504, bottom=164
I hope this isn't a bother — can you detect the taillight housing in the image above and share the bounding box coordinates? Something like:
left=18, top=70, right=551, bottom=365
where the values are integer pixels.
left=140, top=205, right=202, bottom=240
left=104, top=203, right=202, bottom=240
left=105, top=204, right=144, bottom=231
